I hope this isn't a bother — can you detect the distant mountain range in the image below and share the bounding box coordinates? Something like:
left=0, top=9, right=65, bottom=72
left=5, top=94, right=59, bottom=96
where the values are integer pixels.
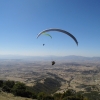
left=0, top=55, right=100, bottom=62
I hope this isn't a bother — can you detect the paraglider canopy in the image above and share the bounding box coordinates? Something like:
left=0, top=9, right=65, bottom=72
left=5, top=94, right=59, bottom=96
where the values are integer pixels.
left=37, top=28, right=78, bottom=46
left=52, top=61, right=55, bottom=65
left=43, top=33, right=52, bottom=39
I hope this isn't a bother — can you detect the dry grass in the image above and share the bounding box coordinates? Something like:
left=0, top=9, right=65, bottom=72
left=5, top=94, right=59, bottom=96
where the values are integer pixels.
left=0, top=92, right=33, bottom=100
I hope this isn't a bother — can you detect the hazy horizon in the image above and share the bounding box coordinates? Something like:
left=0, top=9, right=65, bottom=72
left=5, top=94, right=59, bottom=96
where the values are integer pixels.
left=0, top=54, right=100, bottom=60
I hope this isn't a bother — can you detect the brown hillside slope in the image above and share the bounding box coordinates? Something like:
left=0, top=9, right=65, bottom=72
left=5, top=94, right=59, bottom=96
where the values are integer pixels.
left=0, top=92, right=33, bottom=100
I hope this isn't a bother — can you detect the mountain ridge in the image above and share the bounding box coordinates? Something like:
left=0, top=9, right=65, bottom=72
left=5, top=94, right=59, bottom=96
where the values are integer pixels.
left=0, top=55, right=100, bottom=62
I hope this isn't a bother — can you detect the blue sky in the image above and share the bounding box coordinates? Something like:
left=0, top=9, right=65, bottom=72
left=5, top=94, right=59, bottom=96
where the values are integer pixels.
left=0, top=0, right=100, bottom=57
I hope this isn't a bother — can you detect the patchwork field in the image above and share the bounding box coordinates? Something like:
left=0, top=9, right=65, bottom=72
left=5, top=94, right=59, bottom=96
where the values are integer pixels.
left=0, top=59, right=100, bottom=94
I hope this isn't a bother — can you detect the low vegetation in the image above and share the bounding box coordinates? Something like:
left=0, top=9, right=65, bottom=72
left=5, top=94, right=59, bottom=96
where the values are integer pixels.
left=0, top=92, right=32, bottom=100
left=0, top=79, right=90, bottom=100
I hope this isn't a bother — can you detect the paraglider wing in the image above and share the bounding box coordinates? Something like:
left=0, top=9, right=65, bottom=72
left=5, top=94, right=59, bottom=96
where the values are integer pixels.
left=43, top=33, right=52, bottom=39
left=37, top=28, right=78, bottom=46
left=52, top=61, right=55, bottom=65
